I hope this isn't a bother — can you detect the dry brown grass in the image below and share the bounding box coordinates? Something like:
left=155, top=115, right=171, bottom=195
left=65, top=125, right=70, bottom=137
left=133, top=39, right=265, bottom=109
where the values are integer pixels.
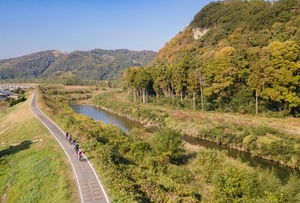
left=184, top=142, right=201, bottom=152
left=91, top=89, right=300, bottom=138
left=168, top=108, right=300, bottom=138
left=0, top=91, right=33, bottom=136
left=0, top=101, right=9, bottom=114
left=58, top=85, right=92, bottom=90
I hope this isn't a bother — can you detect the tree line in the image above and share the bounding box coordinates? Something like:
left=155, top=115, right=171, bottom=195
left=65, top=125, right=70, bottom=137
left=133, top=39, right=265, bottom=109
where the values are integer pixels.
left=123, top=0, right=300, bottom=116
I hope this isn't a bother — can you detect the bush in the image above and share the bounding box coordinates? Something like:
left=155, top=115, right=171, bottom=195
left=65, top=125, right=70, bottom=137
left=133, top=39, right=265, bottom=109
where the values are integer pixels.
left=150, top=128, right=186, bottom=164
left=212, top=165, right=247, bottom=200
left=10, top=97, right=26, bottom=107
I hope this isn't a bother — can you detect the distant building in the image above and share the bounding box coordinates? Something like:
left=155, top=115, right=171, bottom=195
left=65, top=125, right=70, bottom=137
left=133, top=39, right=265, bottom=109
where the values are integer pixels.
left=0, top=89, right=18, bottom=101
left=0, top=92, right=7, bottom=101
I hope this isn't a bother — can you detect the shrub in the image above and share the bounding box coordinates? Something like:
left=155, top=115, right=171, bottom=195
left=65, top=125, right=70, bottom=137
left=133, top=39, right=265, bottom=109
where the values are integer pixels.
left=150, top=128, right=186, bottom=164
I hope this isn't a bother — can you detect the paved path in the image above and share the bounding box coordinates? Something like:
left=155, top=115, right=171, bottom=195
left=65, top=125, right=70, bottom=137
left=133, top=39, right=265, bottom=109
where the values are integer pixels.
left=31, top=90, right=109, bottom=203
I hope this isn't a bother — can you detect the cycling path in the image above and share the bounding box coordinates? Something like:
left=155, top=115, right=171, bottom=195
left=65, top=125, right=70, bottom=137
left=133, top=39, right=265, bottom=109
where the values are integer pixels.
left=30, top=90, right=109, bottom=203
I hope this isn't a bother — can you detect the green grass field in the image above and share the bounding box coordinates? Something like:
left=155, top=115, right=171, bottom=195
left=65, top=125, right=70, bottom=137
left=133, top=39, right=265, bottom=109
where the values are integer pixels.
left=0, top=91, right=79, bottom=203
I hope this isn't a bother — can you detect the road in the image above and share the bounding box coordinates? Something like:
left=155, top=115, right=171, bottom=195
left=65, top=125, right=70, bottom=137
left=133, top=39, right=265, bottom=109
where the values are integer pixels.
left=30, top=90, right=109, bottom=203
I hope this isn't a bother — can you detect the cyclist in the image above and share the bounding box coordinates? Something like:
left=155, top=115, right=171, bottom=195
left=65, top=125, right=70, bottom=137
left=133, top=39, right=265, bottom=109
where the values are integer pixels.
left=65, top=132, right=69, bottom=140
left=78, top=149, right=83, bottom=161
left=74, top=142, right=79, bottom=153
left=69, top=136, right=73, bottom=145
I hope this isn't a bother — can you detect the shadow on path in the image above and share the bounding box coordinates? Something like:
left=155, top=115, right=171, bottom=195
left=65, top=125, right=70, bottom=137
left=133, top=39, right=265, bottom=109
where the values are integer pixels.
left=0, top=140, right=32, bottom=158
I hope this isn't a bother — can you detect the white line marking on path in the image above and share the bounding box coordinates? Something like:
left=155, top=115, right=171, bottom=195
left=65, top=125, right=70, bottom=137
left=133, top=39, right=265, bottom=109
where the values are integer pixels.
left=31, top=90, right=110, bottom=203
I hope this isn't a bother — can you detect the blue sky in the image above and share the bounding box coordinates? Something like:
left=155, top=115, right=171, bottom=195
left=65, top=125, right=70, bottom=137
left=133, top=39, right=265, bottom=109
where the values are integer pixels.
left=0, top=0, right=213, bottom=59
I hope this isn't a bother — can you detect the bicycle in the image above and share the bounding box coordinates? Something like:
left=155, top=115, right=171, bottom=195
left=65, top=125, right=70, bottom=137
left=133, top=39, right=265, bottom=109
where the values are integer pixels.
left=78, top=150, right=83, bottom=161
left=78, top=153, right=82, bottom=161
left=69, top=137, right=73, bottom=145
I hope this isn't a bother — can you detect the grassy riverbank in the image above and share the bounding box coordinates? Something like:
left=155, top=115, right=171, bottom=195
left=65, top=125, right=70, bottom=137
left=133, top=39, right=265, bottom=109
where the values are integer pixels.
left=0, top=89, right=79, bottom=203
left=91, top=90, right=300, bottom=170
left=37, top=85, right=300, bottom=202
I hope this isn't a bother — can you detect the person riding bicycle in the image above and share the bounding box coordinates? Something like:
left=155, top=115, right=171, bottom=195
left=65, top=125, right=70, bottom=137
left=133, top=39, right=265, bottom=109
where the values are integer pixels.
left=69, top=136, right=73, bottom=144
left=74, top=142, right=79, bottom=153
left=78, top=149, right=83, bottom=161
left=65, top=132, right=69, bottom=140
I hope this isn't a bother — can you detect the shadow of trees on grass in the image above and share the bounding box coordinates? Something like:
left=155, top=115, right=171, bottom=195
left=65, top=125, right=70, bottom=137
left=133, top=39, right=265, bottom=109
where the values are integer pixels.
left=0, top=140, right=32, bottom=158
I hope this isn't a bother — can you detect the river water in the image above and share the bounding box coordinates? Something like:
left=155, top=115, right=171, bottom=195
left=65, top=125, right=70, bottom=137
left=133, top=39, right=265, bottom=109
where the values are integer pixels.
left=71, top=103, right=298, bottom=182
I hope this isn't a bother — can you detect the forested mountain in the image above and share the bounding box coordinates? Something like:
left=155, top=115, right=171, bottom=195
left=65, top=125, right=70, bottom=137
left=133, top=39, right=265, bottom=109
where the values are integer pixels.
left=0, top=50, right=64, bottom=79
left=0, top=49, right=156, bottom=81
left=123, top=0, right=300, bottom=116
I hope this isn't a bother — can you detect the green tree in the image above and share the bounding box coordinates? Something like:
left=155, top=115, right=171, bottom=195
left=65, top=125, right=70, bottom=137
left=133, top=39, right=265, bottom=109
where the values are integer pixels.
left=204, top=46, right=238, bottom=107
left=134, top=67, right=151, bottom=103
left=172, top=59, right=189, bottom=101
left=150, top=129, right=185, bottom=164
left=187, top=69, right=199, bottom=110
left=247, top=46, right=274, bottom=114
left=122, top=66, right=139, bottom=102
left=187, top=68, right=206, bottom=110
left=264, top=41, right=300, bottom=113
left=149, top=65, right=173, bottom=98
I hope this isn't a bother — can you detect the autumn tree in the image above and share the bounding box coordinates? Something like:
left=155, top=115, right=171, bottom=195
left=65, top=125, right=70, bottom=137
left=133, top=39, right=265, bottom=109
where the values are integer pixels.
left=203, top=46, right=238, bottom=108
left=247, top=46, right=273, bottom=114
left=264, top=41, right=300, bottom=113
left=172, top=62, right=188, bottom=101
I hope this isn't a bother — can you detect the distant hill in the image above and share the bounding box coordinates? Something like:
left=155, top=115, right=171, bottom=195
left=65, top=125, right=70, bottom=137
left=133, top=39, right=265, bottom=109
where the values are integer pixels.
left=0, top=49, right=157, bottom=80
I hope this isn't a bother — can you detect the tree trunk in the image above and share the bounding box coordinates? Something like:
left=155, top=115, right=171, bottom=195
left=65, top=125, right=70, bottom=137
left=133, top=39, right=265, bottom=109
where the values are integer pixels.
left=193, top=91, right=196, bottom=110
left=133, top=87, right=137, bottom=103
left=171, top=83, right=174, bottom=99
left=142, top=88, right=146, bottom=103
left=127, top=85, right=130, bottom=95
left=199, top=70, right=204, bottom=110
left=255, top=90, right=258, bottom=115
left=279, top=106, right=282, bottom=113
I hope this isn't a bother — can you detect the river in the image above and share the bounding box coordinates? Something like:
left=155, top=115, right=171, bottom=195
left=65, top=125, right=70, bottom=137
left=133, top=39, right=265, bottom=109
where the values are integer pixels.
left=71, top=103, right=298, bottom=182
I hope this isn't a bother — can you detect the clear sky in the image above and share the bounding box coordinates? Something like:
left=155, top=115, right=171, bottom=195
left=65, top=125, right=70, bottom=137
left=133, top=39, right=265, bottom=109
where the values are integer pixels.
left=0, top=0, right=214, bottom=59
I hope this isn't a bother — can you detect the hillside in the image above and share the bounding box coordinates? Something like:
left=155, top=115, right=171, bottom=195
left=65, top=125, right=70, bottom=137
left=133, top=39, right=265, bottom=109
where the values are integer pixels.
left=0, top=50, right=64, bottom=79
left=0, top=49, right=156, bottom=81
left=123, top=0, right=300, bottom=116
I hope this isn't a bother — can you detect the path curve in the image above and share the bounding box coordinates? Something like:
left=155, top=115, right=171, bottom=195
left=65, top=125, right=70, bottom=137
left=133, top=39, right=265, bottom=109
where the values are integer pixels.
left=31, top=90, right=109, bottom=203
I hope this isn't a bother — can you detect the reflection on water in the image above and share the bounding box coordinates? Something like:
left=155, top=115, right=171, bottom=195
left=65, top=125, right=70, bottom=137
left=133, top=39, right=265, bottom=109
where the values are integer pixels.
left=71, top=103, right=299, bottom=182
left=71, top=104, right=144, bottom=133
